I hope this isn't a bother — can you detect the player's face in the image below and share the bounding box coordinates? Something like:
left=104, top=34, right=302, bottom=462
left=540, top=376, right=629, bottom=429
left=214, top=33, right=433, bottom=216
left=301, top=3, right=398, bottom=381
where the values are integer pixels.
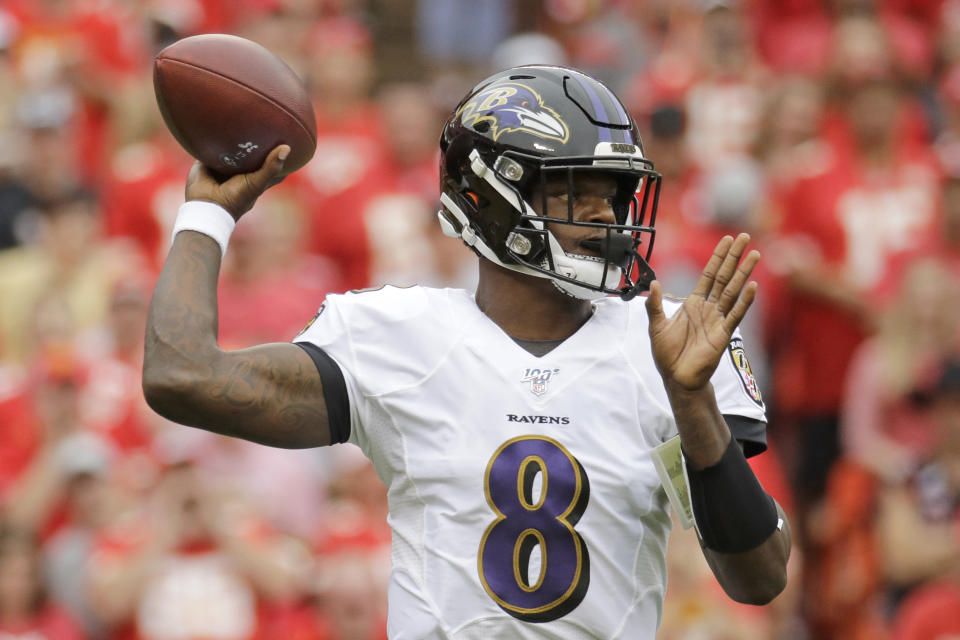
left=531, top=173, right=621, bottom=257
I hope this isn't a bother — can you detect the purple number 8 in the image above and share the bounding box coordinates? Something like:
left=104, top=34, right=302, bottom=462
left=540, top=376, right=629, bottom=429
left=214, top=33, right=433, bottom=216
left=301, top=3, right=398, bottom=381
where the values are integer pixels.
left=478, top=435, right=591, bottom=622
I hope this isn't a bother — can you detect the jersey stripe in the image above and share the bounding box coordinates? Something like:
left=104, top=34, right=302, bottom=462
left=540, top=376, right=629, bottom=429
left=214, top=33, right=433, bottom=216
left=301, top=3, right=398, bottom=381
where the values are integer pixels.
left=295, top=342, right=351, bottom=444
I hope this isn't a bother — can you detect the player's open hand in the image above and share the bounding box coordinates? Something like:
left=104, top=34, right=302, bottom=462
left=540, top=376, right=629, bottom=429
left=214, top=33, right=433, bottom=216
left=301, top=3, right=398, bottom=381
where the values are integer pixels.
left=185, top=144, right=289, bottom=220
left=646, top=233, right=760, bottom=392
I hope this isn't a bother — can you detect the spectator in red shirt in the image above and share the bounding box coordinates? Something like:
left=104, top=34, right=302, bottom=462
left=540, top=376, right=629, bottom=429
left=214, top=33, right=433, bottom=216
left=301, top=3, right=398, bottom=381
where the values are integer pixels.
left=1, top=348, right=92, bottom=534
left=842, top=258, right=960, bottom=483
left=271, top=446, right=391, bottom=640
left=637, top=104, right=700, bottom=281
left=218, top=191, right=342, bottom=348
left=288, top=18, right=387, bottom=290
left=100, top=130, right=193, bottom=270
left=748, top=0, right=834, bottom=75
left=753, top=76, right=826, bottom=195
left=79, top=275, right=160, bottom=456
left=684, top=4, right=770, bottom=170
left=88, top=457, right=307, bottom=640
left=7, top=0, right=151, bottom=186
left=772, top=70, right=939, bottom=504
left=265, top=549, right=388, bottom=640
left=313, top=81, right=446, bottom=290
left=44, top=437, right=123, bottom=640
left=0, top=378, right=42, bottom=499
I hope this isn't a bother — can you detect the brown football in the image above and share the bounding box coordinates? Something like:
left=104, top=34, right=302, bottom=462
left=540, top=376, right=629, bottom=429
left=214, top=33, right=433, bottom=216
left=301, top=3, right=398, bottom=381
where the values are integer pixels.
left=153, top=34, right=317, bottom=176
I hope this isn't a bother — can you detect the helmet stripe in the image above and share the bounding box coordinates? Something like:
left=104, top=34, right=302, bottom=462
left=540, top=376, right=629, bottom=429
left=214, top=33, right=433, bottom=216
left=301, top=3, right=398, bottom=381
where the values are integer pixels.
left=568, top=71, right=635, bottom=144
left=568, top=72, right=612, bottom=143
left=608, top=86, right=630, bottom=124
left=605, top=86, right=634, bottom=144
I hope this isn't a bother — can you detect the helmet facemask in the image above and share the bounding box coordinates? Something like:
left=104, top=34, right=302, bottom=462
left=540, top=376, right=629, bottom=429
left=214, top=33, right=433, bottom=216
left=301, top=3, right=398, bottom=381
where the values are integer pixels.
left=439, top=146, right=660, bottom=301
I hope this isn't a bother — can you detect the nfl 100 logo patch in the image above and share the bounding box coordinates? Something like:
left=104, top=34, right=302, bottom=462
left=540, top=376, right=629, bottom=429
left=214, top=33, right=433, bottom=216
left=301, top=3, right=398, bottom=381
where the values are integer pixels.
left=520, top=367, right=559, bottom=396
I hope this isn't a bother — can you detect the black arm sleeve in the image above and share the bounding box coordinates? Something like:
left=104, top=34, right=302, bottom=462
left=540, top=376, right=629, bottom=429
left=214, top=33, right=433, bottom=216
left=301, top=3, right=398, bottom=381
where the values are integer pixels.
left=686, top=438, right=779, bottom=553
left=724, top=414, right=767, bottom=458
left=295, top=342, right=351, bottom=445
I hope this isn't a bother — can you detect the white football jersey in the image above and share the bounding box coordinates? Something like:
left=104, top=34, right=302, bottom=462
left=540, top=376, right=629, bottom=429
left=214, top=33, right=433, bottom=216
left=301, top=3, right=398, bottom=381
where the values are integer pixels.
left=295, top=286, right=766, bottom=640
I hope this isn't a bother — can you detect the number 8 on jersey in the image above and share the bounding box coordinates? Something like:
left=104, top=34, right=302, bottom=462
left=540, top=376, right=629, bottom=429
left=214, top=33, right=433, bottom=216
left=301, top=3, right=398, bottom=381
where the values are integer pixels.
left=478, top=435, right=592, bottom=622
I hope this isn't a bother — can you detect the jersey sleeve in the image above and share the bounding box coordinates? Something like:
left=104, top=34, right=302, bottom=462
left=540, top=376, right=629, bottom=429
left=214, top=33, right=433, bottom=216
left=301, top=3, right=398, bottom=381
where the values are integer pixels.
left=292, top=295, right=363, bottom=446
left=712, top=330, right=768, bottom=456
left=291, top=286, right=463, bottom=453
left=631, top=297, right=769, bottom=456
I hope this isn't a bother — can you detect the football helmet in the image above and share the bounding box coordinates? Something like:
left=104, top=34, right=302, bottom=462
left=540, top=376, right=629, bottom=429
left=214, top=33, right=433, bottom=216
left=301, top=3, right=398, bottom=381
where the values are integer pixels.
left=438, top=65, right=660, bottom=300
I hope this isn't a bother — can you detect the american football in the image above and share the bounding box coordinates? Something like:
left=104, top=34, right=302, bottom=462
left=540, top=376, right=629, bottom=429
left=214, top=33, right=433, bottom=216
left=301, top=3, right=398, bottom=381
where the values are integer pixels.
left=153, top=34, right=317, bottom=176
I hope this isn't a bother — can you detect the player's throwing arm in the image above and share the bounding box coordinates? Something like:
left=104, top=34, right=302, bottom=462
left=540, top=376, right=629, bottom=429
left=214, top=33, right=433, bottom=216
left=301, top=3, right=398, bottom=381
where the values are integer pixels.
left=144, top=36, right=334, bottom=449
left=142, top=145, right=335, bottom=449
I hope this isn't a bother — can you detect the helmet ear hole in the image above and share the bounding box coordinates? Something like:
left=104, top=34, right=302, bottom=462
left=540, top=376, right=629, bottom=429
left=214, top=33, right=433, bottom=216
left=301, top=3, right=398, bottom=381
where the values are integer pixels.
left=455, top=189, right=482, bottom=216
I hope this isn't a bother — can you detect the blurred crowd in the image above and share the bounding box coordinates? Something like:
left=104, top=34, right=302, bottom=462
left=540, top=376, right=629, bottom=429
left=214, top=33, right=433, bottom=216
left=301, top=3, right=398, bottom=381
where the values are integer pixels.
left=0, top=0, right=959, bottom=638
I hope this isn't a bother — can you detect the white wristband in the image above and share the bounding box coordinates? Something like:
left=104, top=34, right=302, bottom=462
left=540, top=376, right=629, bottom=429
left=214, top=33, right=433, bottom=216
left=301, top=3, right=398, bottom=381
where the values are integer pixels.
left=171, top=201, right=236, bottom=257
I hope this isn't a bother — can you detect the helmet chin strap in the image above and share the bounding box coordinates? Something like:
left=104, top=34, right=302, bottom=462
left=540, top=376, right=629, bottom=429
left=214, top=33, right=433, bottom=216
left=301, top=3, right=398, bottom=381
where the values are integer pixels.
left=552, top=278, right=605, bottom=300
left=544, top=232, right=622, bottom=300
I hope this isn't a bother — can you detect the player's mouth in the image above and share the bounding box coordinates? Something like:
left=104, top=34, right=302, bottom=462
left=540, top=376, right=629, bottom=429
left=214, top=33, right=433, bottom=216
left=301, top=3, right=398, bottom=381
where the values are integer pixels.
left=577, top=235, right=634, bottom=267
left=574, top=237, right=604, bottom=259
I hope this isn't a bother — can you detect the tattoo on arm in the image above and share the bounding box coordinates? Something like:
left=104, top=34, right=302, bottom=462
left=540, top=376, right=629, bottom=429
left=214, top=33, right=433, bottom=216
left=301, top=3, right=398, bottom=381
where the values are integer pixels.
left=143, top=231, right=332, bottom=448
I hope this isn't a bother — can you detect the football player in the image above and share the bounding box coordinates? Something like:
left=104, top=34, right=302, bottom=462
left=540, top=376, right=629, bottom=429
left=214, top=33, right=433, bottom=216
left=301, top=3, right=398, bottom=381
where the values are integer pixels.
left=143, top=65, right=790, bottom=639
